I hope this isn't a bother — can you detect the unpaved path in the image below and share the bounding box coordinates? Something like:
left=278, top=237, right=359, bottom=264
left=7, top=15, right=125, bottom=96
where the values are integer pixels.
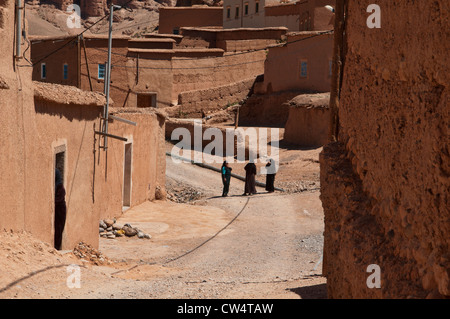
left=0, top=155, right=326, bottom=299
left=94, top=157, right=326, bottom=299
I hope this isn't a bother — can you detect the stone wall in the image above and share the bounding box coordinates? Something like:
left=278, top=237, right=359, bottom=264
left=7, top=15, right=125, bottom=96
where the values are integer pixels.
left=320, top=0, right=449, bottom=298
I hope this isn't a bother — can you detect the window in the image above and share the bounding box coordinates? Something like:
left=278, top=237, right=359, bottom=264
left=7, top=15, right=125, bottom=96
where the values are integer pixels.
left=63, top=64, right=68, bottom=80
left=235, top=6, right=240, bottom=19
left=173, top=27, right=180, bottom=35
left=137, top=92, right=157, bottom=108
left=41, top=63, right=46, bottom=79
left=226, top=6, right=231, bottom=19
left=98, top=63, right=105, bottom=80
left=255, top=1, right=260, bottom=13
left=244, top=3, right=249, bottom=15
left=300, top=60, right=308, bottom=78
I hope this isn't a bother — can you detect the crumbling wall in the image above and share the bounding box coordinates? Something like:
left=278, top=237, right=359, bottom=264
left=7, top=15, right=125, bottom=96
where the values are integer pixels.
left=172, top=50, right=266, bottom=100
left=175, top=77, right=256, bottom=117
left=321, top=0, right=449, bottom=298
left=238, top=90, right=302, bottom=127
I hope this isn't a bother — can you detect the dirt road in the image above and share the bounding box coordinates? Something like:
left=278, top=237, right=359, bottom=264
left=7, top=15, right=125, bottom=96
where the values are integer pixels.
left=0, top=155, right=326, bottom=299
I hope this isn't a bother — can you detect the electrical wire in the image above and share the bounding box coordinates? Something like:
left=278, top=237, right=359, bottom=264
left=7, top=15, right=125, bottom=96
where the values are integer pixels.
left=29, top=0, right=135, bottom=67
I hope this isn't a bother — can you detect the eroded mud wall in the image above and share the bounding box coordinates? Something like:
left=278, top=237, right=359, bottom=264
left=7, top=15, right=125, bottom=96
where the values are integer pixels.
left=320, top=0, right=449, bottom=298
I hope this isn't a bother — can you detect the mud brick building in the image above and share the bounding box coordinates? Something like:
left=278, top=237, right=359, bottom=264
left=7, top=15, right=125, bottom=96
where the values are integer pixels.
left=1, top=1, right=166, bottom=250
left=158, top=6, right=223, bottom=35
left=223, top=0, right=335, bottom=31
left=239, top=30, right=333, bottom=127
left=30, top=27, right=287, bottom=117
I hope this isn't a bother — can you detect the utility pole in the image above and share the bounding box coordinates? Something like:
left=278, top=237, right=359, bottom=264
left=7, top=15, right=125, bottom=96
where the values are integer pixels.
left=103, top=3, right=122, bottom=151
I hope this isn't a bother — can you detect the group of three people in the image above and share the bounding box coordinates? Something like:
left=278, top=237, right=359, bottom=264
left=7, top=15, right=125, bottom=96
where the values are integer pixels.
left=221, top=159, right=276, bottom=197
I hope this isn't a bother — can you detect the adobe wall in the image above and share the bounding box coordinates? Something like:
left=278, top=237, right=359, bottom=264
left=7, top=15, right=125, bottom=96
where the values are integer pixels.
left=93, top=109, right=167, bottom=222
left=0, top=0, right=35, bottom=234
left=320, top=0, right=449, bottom=298
left=179, top=27, right=287, bottom=50
left=263, top=32, right=333, bottom=93
left=126, top=49, right=175, bottom=107
left=170, top=77, right=256, bottom=117
left=265, top=2, right=301, bottom=31
left=31, top=36, right=79, bottom=88
left=172, top=50, right=266, bottom=100
left=158, top=7, right=223, bottom=34
left=283, top=93, right=330, bottom=147
left=33, top=82, right=104, bottom=249
left=82, top=37, right=131, bottom=108
left=238, top=90, right=303, bottom=127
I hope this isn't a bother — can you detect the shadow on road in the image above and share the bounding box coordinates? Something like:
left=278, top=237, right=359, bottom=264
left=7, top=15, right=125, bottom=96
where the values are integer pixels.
left=287, top=283, right=327, bottom=299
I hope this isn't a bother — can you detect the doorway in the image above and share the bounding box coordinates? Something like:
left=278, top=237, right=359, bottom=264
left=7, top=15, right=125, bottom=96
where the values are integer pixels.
left=54, top=149, right=66, bottom=250
left=123, top=142, right=133, bottom=210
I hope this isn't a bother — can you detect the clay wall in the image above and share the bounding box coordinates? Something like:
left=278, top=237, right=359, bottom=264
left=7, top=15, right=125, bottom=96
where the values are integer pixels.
left=32, top=82, right=104, bottom=249
left=175, top=77, right=256, bottom=117
left=320, top=0, right=449, bottom=298
left=31, top=36, right=80, bottom=88
left=1, top=0, right=36, bottom=236
left=283, top=93, right=330, bottom=147
left=179, top=27, right=287, bottom=50
left=93, top=109, right=167, bottom=221
left=171, top=50, right=266, bottom=101
left=82, top=36, right=131, bottom=108
left=159, top=7, right=223, bottom=34
left=126, top=49, right=175, bottom=107
left=265, top=2, right=301, bottom=31
left=222, top=0, right=279, bottom=28
left=238, top=90, right=302, bottom=127
left=263, top=31, right=333, bottom=94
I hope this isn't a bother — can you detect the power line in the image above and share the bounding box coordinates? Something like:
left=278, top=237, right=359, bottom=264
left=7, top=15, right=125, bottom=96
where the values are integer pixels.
left=30, top=0, right=135, bottom=67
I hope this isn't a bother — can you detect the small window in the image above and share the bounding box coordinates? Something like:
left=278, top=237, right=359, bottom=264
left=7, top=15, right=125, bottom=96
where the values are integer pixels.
left=226, top=6, right=231, bottom=19
left=63, top=64, right=68, bottom=80
left=173, top=27, right=180, bottom=35
left=235, top=6, right=240, bottom=19
left=255, top=1, right=260, bottom=13
left=244, top=3, right=249, bottom=15
left=137, top=93, right=157, bottom=108
left=98, top=63, right=106, bottom=80
left=300, top=60, right=308, bottom=78
left=41, top=63, right=46, bottom=79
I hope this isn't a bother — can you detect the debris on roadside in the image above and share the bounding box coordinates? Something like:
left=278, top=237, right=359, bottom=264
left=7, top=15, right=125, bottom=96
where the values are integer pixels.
left=73, top=242, right=112, bottom=265
left=99, top=219, right=151, bottom=240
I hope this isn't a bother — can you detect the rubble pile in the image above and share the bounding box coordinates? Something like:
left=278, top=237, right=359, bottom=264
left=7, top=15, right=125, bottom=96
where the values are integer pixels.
left=277, top=180, right=320, bottom=193
left=166, top=178, right=204, bottom=203
left=73, top=242, right=111, bottom=265
left=166, top=188, right=203, bottom=203
left=99, top=219, right=151, bottom=240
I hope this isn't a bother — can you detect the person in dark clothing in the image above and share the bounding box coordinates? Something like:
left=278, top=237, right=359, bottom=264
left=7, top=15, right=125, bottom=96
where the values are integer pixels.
left=243, top=161, right=257, bottom=196
left=54, top=168, right=67, bottom=250
left=221, top=161, right=232, bottom=197
left=265, top=159, right=276, bottom=193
